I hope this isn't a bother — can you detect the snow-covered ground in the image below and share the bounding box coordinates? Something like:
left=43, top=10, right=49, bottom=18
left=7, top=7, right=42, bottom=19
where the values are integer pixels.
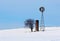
left=0, top=27, right=60, bottom=41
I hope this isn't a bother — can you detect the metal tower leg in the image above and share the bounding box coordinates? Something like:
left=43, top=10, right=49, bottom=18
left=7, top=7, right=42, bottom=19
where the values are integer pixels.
left=40, top=13, right=45, bottom=31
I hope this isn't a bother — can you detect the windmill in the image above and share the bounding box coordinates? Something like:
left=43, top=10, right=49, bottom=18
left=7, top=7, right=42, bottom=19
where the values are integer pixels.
left=39, top=7, right=45, bottom=31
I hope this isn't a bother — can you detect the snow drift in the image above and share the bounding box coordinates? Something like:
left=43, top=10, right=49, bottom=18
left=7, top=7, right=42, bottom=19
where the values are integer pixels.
left=0, top=27, right=60, bottom=41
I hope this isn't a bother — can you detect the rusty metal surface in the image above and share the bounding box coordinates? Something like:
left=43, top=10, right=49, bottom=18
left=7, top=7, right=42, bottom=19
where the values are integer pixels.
left=35, top=20, right=39, bottom=31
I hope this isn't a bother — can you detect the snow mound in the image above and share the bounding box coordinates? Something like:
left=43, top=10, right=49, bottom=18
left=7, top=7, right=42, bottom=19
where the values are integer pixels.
left=0, top=27, right=60, bottom=41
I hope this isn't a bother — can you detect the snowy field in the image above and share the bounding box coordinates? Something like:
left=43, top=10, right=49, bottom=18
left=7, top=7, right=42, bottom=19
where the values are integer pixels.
left=0, top=27, right=60, bottom=41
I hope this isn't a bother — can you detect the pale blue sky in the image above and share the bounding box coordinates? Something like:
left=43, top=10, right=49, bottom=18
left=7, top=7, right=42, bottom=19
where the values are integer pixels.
left=0, top=0, right=60, bottom=29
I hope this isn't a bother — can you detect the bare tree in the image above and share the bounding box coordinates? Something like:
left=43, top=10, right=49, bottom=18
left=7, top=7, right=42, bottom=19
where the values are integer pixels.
left=24, top=19, right=34, bottom=32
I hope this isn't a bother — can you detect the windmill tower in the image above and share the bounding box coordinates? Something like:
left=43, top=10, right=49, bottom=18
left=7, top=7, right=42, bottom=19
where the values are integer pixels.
left=39, top=7, right=45, bottom=31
